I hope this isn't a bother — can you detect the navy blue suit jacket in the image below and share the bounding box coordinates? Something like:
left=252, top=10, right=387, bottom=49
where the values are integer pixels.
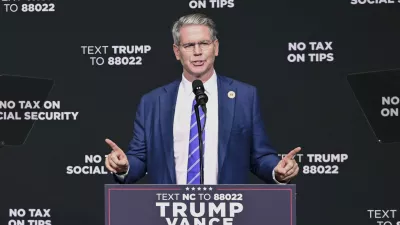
left=115, top=75, right=280, bottom=184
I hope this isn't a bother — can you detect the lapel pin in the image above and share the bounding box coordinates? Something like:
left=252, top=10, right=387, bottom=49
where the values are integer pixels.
left=228, top=91, right=235, bottom=99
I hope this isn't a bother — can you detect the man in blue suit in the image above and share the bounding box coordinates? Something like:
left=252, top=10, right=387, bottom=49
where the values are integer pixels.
left=105, top=13, right=300, bottom=184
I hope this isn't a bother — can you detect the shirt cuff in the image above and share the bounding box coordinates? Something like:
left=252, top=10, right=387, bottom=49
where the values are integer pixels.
left=114, top=165, right=130, bottom=181
left=272, top=170, right=287, bottom=185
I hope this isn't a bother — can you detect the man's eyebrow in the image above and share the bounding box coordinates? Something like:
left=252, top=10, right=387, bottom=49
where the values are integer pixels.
left=184, top=40, right=210, bottom=44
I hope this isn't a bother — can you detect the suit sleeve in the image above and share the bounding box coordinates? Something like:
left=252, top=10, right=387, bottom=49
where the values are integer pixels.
left=250, top=87, right=281, bottom=183
left=113, top=96, right=147, bottom=184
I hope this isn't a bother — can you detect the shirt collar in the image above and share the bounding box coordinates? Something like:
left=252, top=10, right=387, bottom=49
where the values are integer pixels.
left=181, top=70, right=217, bottom=96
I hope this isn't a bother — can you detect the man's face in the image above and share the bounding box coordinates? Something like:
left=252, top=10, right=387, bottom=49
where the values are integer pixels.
left=173, top=24, right=219, bottom=78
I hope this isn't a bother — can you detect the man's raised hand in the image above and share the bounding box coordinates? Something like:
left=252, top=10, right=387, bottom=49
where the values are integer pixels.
left=105, top=138, right=129, bottom=174
left=274, top=147, right=301, bottom=183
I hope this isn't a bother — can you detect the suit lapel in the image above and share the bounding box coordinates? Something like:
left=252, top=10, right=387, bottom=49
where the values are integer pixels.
left=160, top=80, right=180, bottom=184
left=217, top=76, right=236, bottom=179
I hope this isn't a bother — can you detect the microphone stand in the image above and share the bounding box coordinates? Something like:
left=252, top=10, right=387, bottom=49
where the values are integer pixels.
left=194, top=103, right=204, bottom=185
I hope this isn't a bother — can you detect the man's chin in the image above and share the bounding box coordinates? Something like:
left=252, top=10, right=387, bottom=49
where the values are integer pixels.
left=189, top=67, right=209, bottom=77
left=183, top=64, right=213, bottom=79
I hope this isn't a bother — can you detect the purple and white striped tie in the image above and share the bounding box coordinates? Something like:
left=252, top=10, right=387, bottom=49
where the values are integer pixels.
left=187, top=98, right=205, bottom=184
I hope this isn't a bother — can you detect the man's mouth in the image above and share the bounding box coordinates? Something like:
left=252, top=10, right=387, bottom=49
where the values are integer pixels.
left=192, top=60, right=205, bottom=66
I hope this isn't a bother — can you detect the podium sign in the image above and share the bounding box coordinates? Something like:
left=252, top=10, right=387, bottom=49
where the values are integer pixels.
left=105, top=184, right=296, bottom=225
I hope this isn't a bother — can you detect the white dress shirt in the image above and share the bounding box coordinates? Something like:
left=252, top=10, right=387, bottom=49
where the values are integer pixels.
left=173, top=71, right=219, bottom=184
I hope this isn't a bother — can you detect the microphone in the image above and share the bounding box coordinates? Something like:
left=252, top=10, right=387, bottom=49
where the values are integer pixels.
left=192, top=80, right=208, bottom=114
left=192, top=79, right=208, bottom=184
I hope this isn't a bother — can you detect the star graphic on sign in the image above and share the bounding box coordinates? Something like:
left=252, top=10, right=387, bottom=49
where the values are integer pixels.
left=191, top=187, right=195, bottom=191
left=203, top=187, right=207, bottom=191
left=209, top=187, right=213, bottom=191
left=197, top=187, right=201, bottom=191
left=185, top=187, right=190, bottom=191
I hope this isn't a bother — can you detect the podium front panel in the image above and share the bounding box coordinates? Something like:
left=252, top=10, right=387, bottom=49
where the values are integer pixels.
left=105, top=184, right=296, bottom=225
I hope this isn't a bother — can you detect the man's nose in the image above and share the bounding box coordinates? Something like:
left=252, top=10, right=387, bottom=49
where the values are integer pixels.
left=193, top=44, right=202, bottom=55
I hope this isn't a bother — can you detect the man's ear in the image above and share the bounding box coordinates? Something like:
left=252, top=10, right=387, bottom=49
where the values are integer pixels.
left=173, top=44, right=181, bottom=60
left=214, top=39, right=219, bottom=56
